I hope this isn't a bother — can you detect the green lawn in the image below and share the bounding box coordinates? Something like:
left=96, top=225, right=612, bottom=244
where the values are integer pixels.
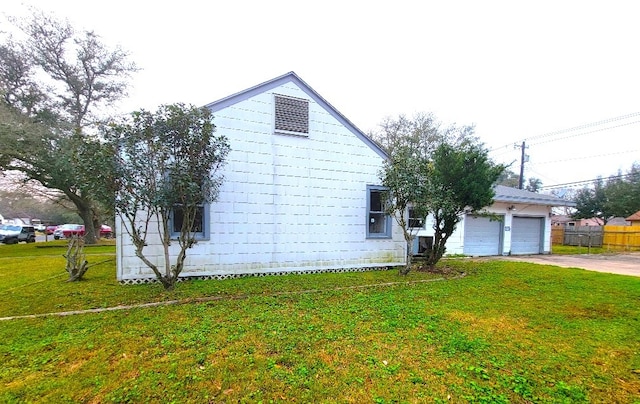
left=1, top=243, right=639, bottom=403
left=552, top=245, right=609, bottom=255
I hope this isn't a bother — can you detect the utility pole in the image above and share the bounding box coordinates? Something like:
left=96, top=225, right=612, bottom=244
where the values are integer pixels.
left=516, top=141, right=529, bottom=189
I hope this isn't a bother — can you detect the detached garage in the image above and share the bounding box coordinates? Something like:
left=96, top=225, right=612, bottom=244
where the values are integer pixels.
left=463, top=215, right=503, bottom=256
left=511, top=216, right=544, bottom=254
left=415, top=185, right=575, bottom=257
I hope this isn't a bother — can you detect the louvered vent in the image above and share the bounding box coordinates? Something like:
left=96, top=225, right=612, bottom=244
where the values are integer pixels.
left=275, top=95, right=309, bottom=134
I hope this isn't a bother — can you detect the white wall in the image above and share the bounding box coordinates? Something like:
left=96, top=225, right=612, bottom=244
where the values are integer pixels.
left=117, top=81, right=405, bottom=281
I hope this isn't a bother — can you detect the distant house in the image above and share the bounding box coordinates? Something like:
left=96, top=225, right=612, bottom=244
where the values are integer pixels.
left=116, top=72, right=405, bottom=283
left=0, top=215, right=26, bottom=225
left=626, top=210, right=640, bottom=226
left=413, top=186, right=575, bottom=256
left=551, top=216, right=629, bottom=227
left=607, top=217, right=631, bottom=226
left=575, top=218, right=605, bottom=226
left=551, top=215, right=576, bottom=227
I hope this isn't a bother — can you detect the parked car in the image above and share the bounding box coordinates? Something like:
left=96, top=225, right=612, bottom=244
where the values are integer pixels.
left=34, top=223, right=46, bottom=232
left=53, top=224, right=83, bottom=240
left=0, top=224, right=36, bottom=244
left=45, top=225, right=58, bottom=235
left=53, top=224, right=113, bottom=239
left=100, top=224, right=113, bottom=238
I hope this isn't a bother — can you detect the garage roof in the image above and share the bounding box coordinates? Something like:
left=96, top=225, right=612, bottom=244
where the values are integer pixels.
left=493, top=185, right=576, bottom=207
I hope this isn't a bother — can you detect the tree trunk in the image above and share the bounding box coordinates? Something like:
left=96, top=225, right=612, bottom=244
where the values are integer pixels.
left=92, top=217, right=102, bottom=241
left=65, top=191, right=99, bottom=245
left=425, top=217, right=456, bottom=272
left=159, top=276, right=175, bottom=291
left=399, top=239, right=413, bottom=275
left=78, top=208, right=98, bottom=245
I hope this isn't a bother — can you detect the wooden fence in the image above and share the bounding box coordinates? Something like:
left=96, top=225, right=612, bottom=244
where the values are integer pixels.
left=552, top=225, right=640, bottom=250
left=602, top=226, right=640, bottom=250
left=564, top=226, right=603, bottom=247
left=551, top=226, right=565, bottom=245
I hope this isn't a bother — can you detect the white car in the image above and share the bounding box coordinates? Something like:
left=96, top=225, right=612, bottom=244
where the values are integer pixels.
left=0, top=224, right=36, bottom=244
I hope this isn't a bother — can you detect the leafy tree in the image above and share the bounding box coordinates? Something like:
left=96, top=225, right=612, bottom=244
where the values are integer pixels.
left=573, top=163, right=640, bottom=222
left=371, top=112, right=478, bottom=156
left=423, top=141, right=504, bottom=271
left=496, top=168, right=542, bottom=192
left=605, top=164, right=640, bottom=217
left=379, top=146, right=430, bottom=275
left=572, top=178, right=613, bottom=224
left=372, top=112, right=442, bottom=157
left=525, top=177, right=543, bottom=193
left=0, top=183, right=81, bottom=225
left=110, top=104, right=230, bottom=290
left=375, top=113, right=503, bottom=274
left=374, top=113, right=471, bottom=275
left=496, top=169, right=520, bottom=188
left=0, top=8, right=137, bottom=243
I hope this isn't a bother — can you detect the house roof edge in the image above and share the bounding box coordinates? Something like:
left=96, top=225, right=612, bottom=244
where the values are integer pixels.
left=493, top=185, right=577, bottom=207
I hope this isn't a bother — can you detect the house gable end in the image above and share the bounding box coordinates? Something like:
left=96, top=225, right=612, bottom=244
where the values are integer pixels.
left=205, top=72, right=387, bottom=160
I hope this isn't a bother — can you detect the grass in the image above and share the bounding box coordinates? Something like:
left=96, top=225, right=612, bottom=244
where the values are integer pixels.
left=552, top=245, right=609, bottom=255
left=1, top=242, right=639, bottom=403
left=552, top=244, right=640, bottom=255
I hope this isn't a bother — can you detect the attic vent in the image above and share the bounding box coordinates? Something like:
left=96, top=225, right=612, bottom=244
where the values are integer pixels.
left=274, top=94, right=309, bottom=135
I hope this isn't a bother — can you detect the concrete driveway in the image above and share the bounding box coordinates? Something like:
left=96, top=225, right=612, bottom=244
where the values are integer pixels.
left=497, top=252, right=640, bottom=277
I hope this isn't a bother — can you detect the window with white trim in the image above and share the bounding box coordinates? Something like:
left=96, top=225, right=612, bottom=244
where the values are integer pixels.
left=367, top=185, right=391, bottom=238
left=274, top=94, right=309, bottom=136
left=408, top=207, right=425, bottom=229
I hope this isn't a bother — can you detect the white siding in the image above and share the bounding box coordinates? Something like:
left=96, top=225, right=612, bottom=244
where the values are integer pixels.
left=117, top=81, right=405, bottom=280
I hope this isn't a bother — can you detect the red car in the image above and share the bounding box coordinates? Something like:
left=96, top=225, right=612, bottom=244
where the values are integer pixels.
left=100, top=225, right=113, bottom=238
left=45, top=225, right=58, bottom=235
left=53, top=224, right=83, bottom=239
left=53, top=224, right=113, bottom=239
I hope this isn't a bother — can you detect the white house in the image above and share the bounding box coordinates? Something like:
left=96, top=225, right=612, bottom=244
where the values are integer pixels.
left=116, top=72, right=406, bottom=283
left=412, top=185, right=575, bottom=257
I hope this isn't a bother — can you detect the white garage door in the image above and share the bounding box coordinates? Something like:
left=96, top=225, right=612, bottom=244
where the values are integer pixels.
left=463, top=215, right=503, bottom=256
left=511, top=217, right=543, bottom=254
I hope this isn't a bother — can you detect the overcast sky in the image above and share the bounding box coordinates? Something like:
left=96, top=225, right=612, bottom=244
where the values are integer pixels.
left=4, top=0, right=639, bottom=191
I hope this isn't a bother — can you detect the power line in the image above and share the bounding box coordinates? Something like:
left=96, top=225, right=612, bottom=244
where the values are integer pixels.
left=526, top=112, right=640, bottom=143
left=532, top=149, right=639, bottom=165
left=526, top=166, right=561, bottom=185
left=540, top=172, right=636, bottom=190
left=488, top=112, right=640, bottom=152
left=529, top=120, right=640, bottom=146
left=488, top=113, right=639, bottom=191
